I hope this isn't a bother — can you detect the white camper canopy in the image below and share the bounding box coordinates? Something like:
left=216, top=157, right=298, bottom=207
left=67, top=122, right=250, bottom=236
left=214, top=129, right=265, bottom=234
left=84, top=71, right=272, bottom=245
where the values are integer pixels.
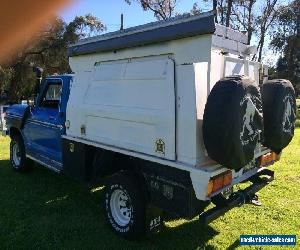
left=66, top=11, right=259, bottom=168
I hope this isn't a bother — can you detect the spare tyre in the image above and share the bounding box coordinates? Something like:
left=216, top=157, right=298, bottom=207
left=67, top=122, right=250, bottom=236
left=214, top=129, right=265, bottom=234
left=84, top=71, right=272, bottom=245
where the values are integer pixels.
left=261, top=79, right=296, bottom=153
left=203, top=76, right=263, bottom=170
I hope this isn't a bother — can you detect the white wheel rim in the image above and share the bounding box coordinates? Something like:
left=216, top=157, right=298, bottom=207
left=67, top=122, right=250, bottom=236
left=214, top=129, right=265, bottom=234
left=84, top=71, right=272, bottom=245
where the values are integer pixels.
left=110, top=189, right=132, bottom=227
left=12, top=142, right=21, bottom=167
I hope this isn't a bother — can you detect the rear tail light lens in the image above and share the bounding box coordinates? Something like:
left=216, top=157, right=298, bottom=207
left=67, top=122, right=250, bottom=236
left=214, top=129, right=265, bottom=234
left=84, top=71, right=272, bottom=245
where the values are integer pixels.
left=260, top=152, right=280, bottom=167
left=223, top=172, right=232, bottom=186
left=207, top=170, right=232, bottom=197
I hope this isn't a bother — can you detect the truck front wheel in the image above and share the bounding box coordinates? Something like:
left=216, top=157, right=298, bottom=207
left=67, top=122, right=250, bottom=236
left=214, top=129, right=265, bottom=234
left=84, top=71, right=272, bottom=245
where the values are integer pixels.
left=10, top=135, right=30, bottom=172
left=104, top=171, right=146, bottom=240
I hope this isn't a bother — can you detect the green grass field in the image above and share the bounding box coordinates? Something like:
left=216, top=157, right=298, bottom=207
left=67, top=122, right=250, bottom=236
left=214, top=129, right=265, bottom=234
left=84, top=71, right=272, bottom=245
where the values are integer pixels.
left=0, top=128, right=299, bottom=249
left=296, top=99, right=300, bottom=128
left=296, top=98, right=300, bottom=107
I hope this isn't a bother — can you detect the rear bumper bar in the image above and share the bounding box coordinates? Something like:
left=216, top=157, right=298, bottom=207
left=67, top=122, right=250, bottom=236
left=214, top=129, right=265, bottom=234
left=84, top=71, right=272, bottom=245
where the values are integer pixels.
left=199, top=168, right=274, bottom=224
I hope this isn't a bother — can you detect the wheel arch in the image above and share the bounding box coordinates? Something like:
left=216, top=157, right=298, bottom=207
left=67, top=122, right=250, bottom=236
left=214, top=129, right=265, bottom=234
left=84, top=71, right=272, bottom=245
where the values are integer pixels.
left=92, top=149, right=150, bottom=203
left=9, top=127, right=23, bottom=139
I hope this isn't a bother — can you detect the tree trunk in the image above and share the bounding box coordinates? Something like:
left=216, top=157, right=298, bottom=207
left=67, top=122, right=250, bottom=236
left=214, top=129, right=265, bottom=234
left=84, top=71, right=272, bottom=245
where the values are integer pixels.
left=247, top=0, right=255, bottom=45
left=297, top=0, right=300, bottom=37
left=226, top=0, right=233, bottom=27
left=258, top=31, right=265, bottom=62
left=220, top=0, right=225, bottom=25
left=213, top=0, right=218, bottom=23
left=284, top=36, right=295, bottom=83
left=256, top=0, right=278, bottom=61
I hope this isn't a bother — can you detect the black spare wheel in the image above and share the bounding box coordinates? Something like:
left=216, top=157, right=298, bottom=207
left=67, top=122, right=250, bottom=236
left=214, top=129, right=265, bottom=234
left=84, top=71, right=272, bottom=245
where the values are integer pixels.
left=104, top=171, right=146, bottom=240
left=261, top=79, right=296, bottom=153
left=203, top=76, right=263, bottom=170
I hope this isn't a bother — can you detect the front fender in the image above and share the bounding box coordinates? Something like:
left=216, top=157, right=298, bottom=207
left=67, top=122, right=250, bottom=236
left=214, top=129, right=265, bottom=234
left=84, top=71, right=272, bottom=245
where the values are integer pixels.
left=6, top=104, right=30, bottom=131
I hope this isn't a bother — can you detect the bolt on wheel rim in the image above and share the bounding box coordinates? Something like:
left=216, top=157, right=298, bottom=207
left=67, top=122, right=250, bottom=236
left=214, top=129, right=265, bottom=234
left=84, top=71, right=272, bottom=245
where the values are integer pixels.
left=12, top=142, right=21, bottom=167
left=110, top=189, right=132, bottom=227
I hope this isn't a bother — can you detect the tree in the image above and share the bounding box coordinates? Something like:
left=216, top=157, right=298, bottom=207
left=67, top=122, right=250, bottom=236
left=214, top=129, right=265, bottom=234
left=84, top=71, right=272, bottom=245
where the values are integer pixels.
left=197, top=0, right=234, bottom=25
left=0, top=14, right=106, bottom=103
left=245, top=0, right=256, bottom=44
left=64, top=14, right=106, bottom=43
left=125, top=0, right=178, bottom=20
left=254, top=0, right=278, bottom=62
left=213, top=0, right=218, bottom=23
left=216, top=0, right=226, bottom=25
left=191, top=2, right=202, bottom=15
left=225, top=0, right=233, bottom=27
left=230, top=0, right=256, bottom=44
left=271, top=0, right=300, bottom=90
left=0, top=18, right=66, bottom=102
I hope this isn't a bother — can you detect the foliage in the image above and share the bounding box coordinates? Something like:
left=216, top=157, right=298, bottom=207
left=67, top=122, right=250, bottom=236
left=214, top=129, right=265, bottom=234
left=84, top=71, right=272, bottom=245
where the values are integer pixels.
left=64, top=14, right=106, bottom=42
left=203, top=0, right=280, bottom=60
left=230, top=0, right=257, bottom=33
left=125, top=0, right=178, bottom=20
left=270, top=0, right=300, bottom=91
left=190, top=2, right=202, bottom=15
left=0, top=15, right=105, bottom=103
left=253, top=0, right=278, bottom=62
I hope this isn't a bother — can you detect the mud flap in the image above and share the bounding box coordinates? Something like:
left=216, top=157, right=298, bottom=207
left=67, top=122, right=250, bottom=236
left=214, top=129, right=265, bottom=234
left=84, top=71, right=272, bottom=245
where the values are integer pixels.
left=146, top=205, right=163, bottom=234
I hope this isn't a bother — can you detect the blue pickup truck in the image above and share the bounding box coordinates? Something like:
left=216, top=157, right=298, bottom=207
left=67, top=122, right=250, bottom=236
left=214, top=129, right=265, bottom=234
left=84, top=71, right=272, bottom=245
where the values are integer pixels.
left=4, top=13, right=297, bottom=240
left=6, top=74, right=72, bottom=172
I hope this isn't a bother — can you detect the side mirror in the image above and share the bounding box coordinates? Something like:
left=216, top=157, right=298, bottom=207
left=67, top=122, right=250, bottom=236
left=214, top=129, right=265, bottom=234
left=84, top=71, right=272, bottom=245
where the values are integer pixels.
left=27, top=97, right=35, bottom=107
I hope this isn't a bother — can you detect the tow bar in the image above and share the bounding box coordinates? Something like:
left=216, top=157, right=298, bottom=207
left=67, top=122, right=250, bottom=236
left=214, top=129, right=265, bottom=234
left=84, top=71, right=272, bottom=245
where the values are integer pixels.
left=199, top=168, right=274, bottom=224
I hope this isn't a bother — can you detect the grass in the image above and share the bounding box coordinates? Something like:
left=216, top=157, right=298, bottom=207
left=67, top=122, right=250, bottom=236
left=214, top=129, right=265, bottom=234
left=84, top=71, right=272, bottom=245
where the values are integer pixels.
left=296, top=98, right=300, bottom=128
left=0, top=130, right=300, bottom=250
left=296, top=98, right=300, bottom=108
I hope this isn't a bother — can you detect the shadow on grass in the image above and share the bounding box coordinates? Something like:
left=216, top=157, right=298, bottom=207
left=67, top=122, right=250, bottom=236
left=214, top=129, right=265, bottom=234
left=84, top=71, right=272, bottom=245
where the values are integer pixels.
left=0, top=159, right=220, bottom=249
left=226, top=239, right=240, bottom=250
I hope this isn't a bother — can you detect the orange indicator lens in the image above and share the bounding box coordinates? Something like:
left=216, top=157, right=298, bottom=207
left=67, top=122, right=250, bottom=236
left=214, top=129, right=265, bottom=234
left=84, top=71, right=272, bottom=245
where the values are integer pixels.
left=260, top=152, right=280, bottom=167
left=207, top=170, right=232, bottom=197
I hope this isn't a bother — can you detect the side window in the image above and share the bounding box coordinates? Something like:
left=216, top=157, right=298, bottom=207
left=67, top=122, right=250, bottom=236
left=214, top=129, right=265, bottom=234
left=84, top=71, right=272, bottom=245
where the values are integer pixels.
left=40, top=82, right=62, bottom=109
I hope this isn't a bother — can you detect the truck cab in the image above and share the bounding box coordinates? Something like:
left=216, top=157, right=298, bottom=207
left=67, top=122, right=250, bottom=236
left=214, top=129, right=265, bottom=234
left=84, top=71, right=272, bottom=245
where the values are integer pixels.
left=6, top=75, right=72, bottom=172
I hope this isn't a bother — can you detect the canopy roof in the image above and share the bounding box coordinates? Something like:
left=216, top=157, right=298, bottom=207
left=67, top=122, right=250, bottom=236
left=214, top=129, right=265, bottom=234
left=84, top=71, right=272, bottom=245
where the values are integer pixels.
left=68, top=11, right=216, bottom=57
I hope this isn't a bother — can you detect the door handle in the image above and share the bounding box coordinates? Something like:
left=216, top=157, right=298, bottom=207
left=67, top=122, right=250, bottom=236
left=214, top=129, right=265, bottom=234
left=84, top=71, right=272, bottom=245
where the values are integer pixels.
left=49, top=116, right=55, bottom=120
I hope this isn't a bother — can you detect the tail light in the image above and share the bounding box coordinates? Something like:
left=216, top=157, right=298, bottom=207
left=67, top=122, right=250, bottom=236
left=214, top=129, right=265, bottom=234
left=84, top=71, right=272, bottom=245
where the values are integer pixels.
left=260, top=152, right=280, bottom=167
left=207, top=170, right=232, bottom=197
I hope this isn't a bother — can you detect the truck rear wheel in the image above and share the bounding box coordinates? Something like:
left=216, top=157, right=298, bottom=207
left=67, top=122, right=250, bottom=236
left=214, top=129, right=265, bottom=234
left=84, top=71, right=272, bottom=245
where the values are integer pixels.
left=10, top=134, right=30, bottom=172
left=103, top=171, right=146, bottom=240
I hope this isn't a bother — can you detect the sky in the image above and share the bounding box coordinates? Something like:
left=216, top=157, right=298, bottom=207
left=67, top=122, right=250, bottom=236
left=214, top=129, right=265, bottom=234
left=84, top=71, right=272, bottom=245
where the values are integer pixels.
left=60, top=0, right=211, bottom=32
